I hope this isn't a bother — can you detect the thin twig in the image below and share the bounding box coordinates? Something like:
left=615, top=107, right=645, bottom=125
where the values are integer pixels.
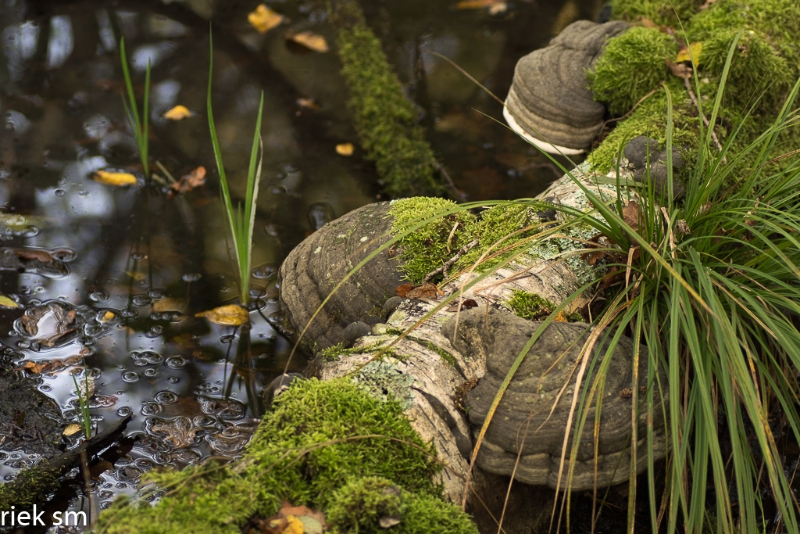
left=422, top=239, right=479, bottom=283
left=431, top=157, right=468, bottom=201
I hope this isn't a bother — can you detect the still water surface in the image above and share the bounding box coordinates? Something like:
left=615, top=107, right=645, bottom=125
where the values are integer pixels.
left=0, top=0, right=601, bottom=530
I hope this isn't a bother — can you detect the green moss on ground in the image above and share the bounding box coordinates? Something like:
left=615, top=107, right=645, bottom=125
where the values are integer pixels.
left=329, top=0, right=444, bottom=197
left=590, top=0, right=800, bottom=180
left=610, top=0, right=702, bottom=27
left=327, top=477, right=477, bottom=534
left=588, top=27, right=678, bottom=116
left=96, top=379, right=466, bottom=534
left=507, top=290, right=584, bottom=322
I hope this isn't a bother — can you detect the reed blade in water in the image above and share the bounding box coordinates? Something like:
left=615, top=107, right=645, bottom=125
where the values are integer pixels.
left=207, top=33, right=264, bottom=305
left=119, top=37, right=150, bottom=178
left=71, top=367, right=92, bottom=438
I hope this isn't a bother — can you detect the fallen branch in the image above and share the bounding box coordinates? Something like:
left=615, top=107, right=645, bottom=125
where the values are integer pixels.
left=422, top=239, right=480, bottom=283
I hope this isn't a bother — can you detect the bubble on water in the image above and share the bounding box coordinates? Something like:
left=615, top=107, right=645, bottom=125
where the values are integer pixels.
left=141, top=402, right=162, bottom=415
left=307, top=202, right=335, bottom=231
left=16, top=340, right=30, bottom=349
left=172, top=448, right=202, bottom=464
left=54, top=189, right=66, bottom=197
left=21, top=226, right=38, bottom=237
left=51, top=248, right=76, bottom=262
left=149, top=312, right=163, bottom=321
left=148, top=289, right=165, bottom=299
left=181, top=273, right=201, bottom=282
left=115, top=482, right=128, bottom=489
left=219, top=334, right=235, bottom=344
left=130, top=252, right=144, bottom=261
left=144, top=367, right=158, bottom=377
left=165, top=356, right=186, bottom=369
left=117, top=406, right=132, bottom=417
left=154, top=390, right=178, bottom=404
left=268, top=185, right=286, bottom=196
left=252, top=265, right=276, bottom=280
left=167, top=376, right=179, bottom=384
left=145, top=326, right=163, bottom=338
left=90, top=291, right=109, bottom=302
left=131, top=295, right=152, bottom=307
left=84, top=324, right=105, bottom=337
left=100, top=501, right=113, bottom=510
left=121, top=309, right=138, bottom=319
left=264, top=223, right=280, bottom=237
left=193, top=415, right=215, bottom=427
left=122, top=371, right=139, bottom=382
left=39, top=384, right=51, bottom=392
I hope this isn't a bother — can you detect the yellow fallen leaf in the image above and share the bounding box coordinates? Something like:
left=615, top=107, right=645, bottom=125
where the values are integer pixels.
left=284, top=516, right=305, bottom=534
left=195, top=304, right=250, bottom=326
left=553, top=310, right=568, bottom=323
left=288, top=31, right=328, bottom=53
left=335, top=143, right=354, bottom=156
left=0, top=295, right=18, bottom=308
left=163, top=105, right=194, bottom=120
left=676, top=42, right=703, bottom=65
left=63, top=423, right=82, bottom=436
left=297, top=98, right=321, bottom=111
left=94, top=170, right=137, bottom=186
left=249, top=4, right=284, bottom=34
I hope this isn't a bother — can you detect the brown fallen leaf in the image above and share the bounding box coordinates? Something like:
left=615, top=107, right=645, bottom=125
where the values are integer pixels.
left=94, top=170, right=137, bottom=186
left=297, top=98, right=321, bottom=111
left=553, top=310, right=568, bottom=323
left=167, top=166, right=206, bottom=199
left=162, top=105, right=194, bottom=121
left=16, top=249, right=56, bottom=263
left=335, top=143, right=354, bottom=156
left=666, top=59, right=693, bottom=79
left=622, top=201, right=641, bottom=232
left=151, top=416, right=201, bottom=448
left=195, top=304, right=250, bottom=326
left=287, top=31, right=329, bottom=53
left=581, top=233, right=607, bottom=266
left=248, top=4, right=284, bottom=34
left=396, top=283, right=414, bottom=297
left=15, top=351, right=88, bottom=375
left=445, top=298, right=478, bottom=312
left=405, top=283, right=444, bottom=300
left=676, top=42, right=703, bottom=65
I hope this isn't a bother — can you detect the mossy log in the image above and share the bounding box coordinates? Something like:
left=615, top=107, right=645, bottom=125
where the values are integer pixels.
left=280, top=164, right=660, bottom=514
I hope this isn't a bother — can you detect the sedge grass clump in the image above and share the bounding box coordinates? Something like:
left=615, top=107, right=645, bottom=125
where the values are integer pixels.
left=71, top=366, right=92, bottom=438
left=207, top=35, right=264, bottom=305
left=119, top=38, right=150, bottom=178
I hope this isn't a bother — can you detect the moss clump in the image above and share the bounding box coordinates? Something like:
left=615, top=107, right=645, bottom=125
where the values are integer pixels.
left=507, top=290, right=583, bottom=322
left=329, top=0, right=443, bottom=197
left=97, top=379, right=448, bottom=534
left=588, top=27, right=678, bottom=116
left=327, top=477, right=477, bottom=534
left=610, top=0, right=702, bottom=27
left=389, top=197, right=476, bottom=283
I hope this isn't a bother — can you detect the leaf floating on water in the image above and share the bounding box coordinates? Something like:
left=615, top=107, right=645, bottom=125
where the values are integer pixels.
left=288, top=31, right=329, bottom=53
left=151, top=416, right=201, bottom=448
left=296, top=98, right=321, bottom=111
left=63, top=423, right=82, bottom=436
left=15, top=350, right=88, bottom=375
left=248, top=4, right=284, bottom=34
left=0, top=295, right=18, bottom=308
left=335, top=143, right=354, bottom=156
left=195, top=304, right=250, bottom=326
left=676, top=42, right=703, bottom=65
left=167, top=166, right=206, bottom=199
left=163, top=105, right=194, bottom=120
left=93, top=170, right=137, bottom=186
left=99, top=310, right=116, bottom=323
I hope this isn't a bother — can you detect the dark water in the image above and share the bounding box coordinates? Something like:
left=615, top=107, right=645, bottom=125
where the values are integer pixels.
left=0, top=0, right=603, bottom=531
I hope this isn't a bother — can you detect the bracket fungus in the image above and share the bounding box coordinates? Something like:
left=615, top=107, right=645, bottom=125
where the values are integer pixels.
left=443, top=307, right=668, bottom=491
left=504, top=20, right=630, bottom=155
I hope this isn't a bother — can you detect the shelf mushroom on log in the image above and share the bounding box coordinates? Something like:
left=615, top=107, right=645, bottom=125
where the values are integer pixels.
left=278, top=162, right=668, bottom=521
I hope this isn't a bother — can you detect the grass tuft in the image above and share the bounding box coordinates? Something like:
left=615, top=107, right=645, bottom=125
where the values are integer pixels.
left=207, top=33, right=264, bottom=305
left=119, top=38, right=150, bottom=178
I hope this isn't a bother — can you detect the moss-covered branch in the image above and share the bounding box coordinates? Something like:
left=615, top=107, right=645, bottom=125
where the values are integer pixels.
left=327, top=0, right=444, bottom=198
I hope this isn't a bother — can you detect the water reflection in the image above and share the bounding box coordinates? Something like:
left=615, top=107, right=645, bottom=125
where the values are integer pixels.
left=0, top=0, right=602, bottom=530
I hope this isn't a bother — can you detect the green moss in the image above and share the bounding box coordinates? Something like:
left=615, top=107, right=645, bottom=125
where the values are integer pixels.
left=610, top=0, right=702, bottom=27
left=96, top=379, right=447, bottom=534
left=389, top=197, right=476, bottom=283
left=507, top=290, right=583, bottom=322
left=0, top=462, right=59, bottom=511
left=330, top=0, right=443, bottom=197
left=588, top=27, right=678, bottom=116
left=327, top=477, right=478, bottom=534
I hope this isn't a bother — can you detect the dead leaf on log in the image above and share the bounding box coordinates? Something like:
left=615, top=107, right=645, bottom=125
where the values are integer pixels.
left=167, top=166, right=206, bottom=199
left=287, top=31, right=328, bottom=53
left=405, top=283, right=444, bottom=300
left=396, top=283, right=414, bottom=297
left=445, top=298, right=478, bottom=312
